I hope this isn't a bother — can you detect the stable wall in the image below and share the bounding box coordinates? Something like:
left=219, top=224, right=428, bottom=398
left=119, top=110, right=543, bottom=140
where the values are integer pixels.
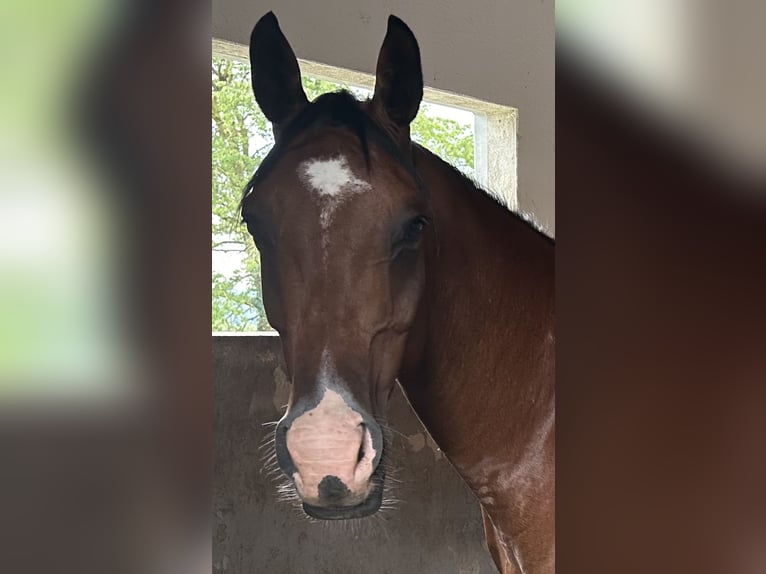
left=213, top=335, right=496, bottom=573
left=213, top=0, right=555, bottom=233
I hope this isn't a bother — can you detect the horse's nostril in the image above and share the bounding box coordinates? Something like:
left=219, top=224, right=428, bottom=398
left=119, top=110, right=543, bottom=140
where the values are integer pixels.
left=357, top=441, right=365, bottom=463
left=356, top=423, right=367, bottom=463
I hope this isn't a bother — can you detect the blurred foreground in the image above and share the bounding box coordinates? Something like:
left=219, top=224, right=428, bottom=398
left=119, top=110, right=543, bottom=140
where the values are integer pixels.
left=1, top=1, right=210, bottom=572
left=558, top=2, right=766, bottom=574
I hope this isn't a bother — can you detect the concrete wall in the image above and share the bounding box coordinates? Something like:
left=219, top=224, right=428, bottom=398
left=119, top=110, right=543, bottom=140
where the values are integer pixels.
left=212, top=0, right=555, bottom=233
left=213, top=335, right=497, bottom=573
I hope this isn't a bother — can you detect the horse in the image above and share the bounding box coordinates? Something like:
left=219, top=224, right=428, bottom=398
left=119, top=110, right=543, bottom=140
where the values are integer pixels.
left=241, top=12, right=555, bottom=574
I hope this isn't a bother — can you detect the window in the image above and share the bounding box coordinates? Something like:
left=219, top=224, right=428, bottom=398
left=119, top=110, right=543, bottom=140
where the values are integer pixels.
left=212, top=43, right=517, bottom=333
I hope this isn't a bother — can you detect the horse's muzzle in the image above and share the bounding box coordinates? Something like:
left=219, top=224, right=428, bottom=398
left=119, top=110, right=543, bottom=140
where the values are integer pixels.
left=273, top=388, right=384, bottom=515
left=301, top=475, right=384, bottom=519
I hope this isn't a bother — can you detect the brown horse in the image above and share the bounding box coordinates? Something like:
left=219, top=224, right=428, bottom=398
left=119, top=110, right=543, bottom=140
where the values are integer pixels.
left=241, top=12, right=554, bottom=574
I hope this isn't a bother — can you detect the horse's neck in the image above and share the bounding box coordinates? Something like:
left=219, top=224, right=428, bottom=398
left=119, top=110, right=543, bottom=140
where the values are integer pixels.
left=400, top=145, right=555, bottom=491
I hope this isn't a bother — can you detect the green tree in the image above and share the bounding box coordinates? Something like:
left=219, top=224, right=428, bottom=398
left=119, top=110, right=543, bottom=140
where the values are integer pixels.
left=212, top=57, right=268, bottom=331
left=412, top=104, right=474, bottom=175
left=211, top=56, right=474, bottom=331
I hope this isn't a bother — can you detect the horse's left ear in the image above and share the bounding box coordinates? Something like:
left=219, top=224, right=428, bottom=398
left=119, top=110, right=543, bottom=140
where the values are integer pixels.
left=371, top=15, right=424, bottom=131
left=249, top=12, right=308, bottom=132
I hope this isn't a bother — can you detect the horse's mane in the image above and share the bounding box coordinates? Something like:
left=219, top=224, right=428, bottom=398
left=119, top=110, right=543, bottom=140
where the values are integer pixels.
left=415, top=143, right=555, bottom=244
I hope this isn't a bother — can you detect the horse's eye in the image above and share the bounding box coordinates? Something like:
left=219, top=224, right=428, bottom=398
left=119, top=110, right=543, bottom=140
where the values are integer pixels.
left=403, top=216, right=429, bottom=245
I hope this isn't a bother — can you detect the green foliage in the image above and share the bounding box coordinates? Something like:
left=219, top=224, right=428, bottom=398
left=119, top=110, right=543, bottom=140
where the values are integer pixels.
left=211, top=56, right=474, bottom=332
left=211, top=57, right=269, bottom=331
left=412, top=103, right=474, bottom=175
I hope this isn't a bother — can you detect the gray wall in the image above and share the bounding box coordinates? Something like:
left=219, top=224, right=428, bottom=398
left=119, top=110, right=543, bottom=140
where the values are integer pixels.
left=213, top=335, right=497, bottom=573
left=212, top=0, right=555, bottom=233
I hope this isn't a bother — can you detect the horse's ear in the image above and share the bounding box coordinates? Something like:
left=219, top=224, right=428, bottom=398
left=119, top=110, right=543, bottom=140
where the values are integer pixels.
left=371, top=15, right=424, bottom=130
left=249, top=12, right=308, bottom=131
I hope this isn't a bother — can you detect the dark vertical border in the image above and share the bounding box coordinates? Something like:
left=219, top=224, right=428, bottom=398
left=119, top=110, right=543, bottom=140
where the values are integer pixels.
left=556, top=45, right=766, bottom=574
left=77, top=1, right=212, bottom=571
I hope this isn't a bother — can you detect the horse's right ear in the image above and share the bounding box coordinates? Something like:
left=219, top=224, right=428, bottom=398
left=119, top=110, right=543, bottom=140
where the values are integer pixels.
left=249, top=12, right=308, bottom=131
